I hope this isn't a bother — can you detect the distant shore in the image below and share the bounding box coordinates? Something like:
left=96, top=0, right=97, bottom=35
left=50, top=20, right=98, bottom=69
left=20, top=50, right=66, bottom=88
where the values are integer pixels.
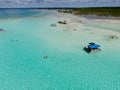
left=57, top=7, right=120, bottom=19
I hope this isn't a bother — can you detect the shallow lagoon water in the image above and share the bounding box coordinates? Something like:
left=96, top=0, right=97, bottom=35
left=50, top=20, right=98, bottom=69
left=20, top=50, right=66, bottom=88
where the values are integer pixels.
left=0, top=9, right=120, bottom=90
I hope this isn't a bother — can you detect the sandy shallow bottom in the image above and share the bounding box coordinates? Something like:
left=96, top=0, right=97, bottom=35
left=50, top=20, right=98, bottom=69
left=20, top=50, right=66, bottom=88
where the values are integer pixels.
left=0, top=10, right=120, bottom=90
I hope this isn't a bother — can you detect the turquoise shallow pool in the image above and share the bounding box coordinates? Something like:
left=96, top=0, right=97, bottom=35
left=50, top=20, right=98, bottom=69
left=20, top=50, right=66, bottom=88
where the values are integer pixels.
left=0, top=9, right=120, bottom=90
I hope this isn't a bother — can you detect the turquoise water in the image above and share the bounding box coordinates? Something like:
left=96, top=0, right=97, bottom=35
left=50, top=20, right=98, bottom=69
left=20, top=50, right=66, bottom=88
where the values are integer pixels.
left=0, top=9, right=120, bottom=90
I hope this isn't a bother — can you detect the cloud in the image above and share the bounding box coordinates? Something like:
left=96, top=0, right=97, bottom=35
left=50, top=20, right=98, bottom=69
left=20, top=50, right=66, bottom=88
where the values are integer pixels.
left=0, top=0, right=120, bottom=7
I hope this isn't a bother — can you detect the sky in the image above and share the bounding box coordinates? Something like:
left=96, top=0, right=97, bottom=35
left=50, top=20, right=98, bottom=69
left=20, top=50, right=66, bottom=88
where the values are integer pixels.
left=0, top=0, right=120, bottom=8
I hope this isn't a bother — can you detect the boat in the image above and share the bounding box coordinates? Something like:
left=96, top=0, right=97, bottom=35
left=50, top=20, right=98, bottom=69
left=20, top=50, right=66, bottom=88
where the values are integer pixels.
left=84, top=42, right=101, bottom=53
left=58, top=20, right=67, bottom=24
left=0, top=27, right=6, bottom=32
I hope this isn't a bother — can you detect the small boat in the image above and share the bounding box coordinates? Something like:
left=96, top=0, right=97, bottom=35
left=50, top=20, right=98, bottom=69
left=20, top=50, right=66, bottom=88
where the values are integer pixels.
left=58, top=20, right=67, bottom=24
left=0, top=27, right=6, bottom=32
left=84, top=42, right=101, bottom=53
left=0, top=28, right=4, bottom=31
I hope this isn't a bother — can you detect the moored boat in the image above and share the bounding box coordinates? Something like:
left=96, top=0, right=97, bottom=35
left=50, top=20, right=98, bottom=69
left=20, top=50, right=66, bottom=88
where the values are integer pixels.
left=84, top=42, right=101, bottom=53
left=0, top=27, right=6, bottom=32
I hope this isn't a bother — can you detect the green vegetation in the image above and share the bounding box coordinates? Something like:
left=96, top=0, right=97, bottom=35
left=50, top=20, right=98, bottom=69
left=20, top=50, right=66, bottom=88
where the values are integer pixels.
left=58, top=7, right=120, bottom=17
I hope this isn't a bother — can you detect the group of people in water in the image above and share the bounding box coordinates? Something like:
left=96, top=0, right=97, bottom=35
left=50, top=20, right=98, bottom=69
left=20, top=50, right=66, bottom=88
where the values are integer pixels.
left=43, top=55, right=48, bottom=59
left=11, top=40, right=19, bottom=42
left=109, top=34, right=119, bottom=39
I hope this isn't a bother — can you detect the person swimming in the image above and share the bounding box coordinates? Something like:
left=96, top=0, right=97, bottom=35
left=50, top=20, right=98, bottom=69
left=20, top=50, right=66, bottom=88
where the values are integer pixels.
left=16, top=40, right=19, bottom=41
left=11, top=40, right=19, bottom=42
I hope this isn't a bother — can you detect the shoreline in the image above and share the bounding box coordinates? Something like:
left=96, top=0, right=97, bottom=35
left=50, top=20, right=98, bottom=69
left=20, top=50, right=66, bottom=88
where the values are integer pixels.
left=56, top=11, right=120, bottom=39
left=57, top=7, right=120, bottom=20
left=77, top=14, right=120, bottom=20
left=57, top=12, right=120, bottom=20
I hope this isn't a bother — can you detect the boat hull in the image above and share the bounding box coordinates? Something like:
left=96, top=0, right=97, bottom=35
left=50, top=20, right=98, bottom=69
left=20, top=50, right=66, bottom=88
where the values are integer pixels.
left=84, top=47, right=101, bottom=53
